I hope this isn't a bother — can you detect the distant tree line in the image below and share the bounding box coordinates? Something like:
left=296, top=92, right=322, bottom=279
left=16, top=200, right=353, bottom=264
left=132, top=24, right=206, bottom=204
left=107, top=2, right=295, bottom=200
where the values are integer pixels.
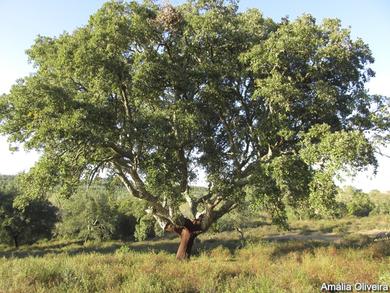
left=0, top=174, right=389, bottom=248
left=0, top=175, right=158, bottom=247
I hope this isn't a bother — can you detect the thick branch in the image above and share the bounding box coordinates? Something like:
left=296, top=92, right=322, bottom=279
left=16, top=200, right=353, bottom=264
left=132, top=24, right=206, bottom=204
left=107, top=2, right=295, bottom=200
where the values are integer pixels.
left=218, top=113, right=241, bottom=169
left=183, top=191, right=196, bottom=220
left=177, top=146, right=189, bottom=193
left=113, top=162, right=172, bottom=222
left=121, top=85, right=132, bottom=121
left=108, top=143, right=134, bottom=161
left=213, top=200, right=238, bottom=222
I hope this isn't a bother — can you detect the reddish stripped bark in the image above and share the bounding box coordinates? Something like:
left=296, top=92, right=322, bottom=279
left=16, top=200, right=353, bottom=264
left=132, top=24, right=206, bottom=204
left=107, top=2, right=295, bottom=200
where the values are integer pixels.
left=166, top=218, right=202, bottom=260
left=176, top=228, right=196, bottom=260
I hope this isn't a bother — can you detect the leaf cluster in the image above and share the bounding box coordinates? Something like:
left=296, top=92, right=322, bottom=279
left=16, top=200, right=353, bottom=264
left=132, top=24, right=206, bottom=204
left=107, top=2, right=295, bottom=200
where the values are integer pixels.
left=0, top=0, right=388, bottom=227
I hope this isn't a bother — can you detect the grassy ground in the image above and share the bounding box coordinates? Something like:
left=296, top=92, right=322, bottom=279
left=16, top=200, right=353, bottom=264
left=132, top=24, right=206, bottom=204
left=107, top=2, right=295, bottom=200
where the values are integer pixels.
left=1, top=215, right=389, bottom=293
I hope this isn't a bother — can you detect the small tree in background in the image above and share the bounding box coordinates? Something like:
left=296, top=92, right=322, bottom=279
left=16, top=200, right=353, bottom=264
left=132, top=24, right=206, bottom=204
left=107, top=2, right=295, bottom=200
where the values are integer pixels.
left=368, top=190, right=390, bottom=215
left=112, top=199, right=139, bottom=241
left=0, top=187, right=58, bottom=248
left=56, top=190, right=114, bottom=241
left=348, top=193, right=374, bottom=217
left=134, top=214, right=156, bottom=241
left=55, top=178, right=150, bottom=242
left=337, top=186, right=375, bottom=217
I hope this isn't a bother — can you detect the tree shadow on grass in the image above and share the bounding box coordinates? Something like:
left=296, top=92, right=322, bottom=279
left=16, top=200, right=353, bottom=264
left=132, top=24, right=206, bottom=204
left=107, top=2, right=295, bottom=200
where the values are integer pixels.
left=0, top=243, right=118, bottom=259
left=0, top=237, right=181, bottom=259
left=0, top=235, right=246, bottom=259
left=30, top=239, right=85, bottom=250
left=266, top=234, right=374, bottom=260
left=0, top=228, right=376, bottom=260
left=193, top=238, right=243, bottom=256
left=268, top=240, right=329, bottom=260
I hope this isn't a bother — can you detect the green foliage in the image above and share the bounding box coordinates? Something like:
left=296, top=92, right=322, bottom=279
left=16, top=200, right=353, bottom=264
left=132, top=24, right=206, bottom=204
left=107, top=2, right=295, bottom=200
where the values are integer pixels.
left=347, top=194, right=374, bottom=217
left=0, top=224, right=389, bottom=293
left=134, top=215, right=156, bottom=241
left=369, top=189, right=390, bottom=203
left=0, top=175, right=16, bottom=191
left=56, top=187, right=137, bottom=241
left=366, top=190, right=390, bottom=215
left=337, top=186, right=375, bottom=217
left=333, top=201, right=349, bottom=218
left=0, top=184, right=58, bottom=247
left=114, top=212, right=138, bottom=240
left=210, top=201, right=263, bottom=233
left=0, top=0, right=389, bottom=231
left=372, top=202, right=390, bottom=215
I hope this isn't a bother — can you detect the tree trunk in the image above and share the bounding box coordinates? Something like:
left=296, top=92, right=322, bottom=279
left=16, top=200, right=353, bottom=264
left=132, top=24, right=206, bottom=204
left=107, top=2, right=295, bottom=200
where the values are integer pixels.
left=176, top=227, right=197, bottom=260
left=13, top=235, right=19, bottom=249
left=164, top=218, right=203, bottom=260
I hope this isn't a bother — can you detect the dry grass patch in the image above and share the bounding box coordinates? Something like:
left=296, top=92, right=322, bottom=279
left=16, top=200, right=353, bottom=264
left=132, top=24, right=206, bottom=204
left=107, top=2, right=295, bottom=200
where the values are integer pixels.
left=1, top=215, right=390, bottom=292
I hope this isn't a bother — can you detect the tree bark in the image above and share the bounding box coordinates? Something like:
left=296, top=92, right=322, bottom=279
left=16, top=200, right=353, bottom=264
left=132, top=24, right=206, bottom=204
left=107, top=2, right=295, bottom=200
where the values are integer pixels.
left=165, top=218, right=202, bottom=260
left=176, top=227, right=197, bottom=260
left=13, top=235, right=19, bottom=249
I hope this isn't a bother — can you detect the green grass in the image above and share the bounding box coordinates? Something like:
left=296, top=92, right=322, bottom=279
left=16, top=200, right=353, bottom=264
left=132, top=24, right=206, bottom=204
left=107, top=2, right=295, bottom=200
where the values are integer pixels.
left=1, top=215, right=389, bottom=292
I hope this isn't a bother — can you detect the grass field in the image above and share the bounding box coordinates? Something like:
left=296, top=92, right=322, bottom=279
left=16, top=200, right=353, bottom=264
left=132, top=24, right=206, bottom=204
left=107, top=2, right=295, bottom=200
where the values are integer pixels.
left=1, top=215, right=389, bottom=292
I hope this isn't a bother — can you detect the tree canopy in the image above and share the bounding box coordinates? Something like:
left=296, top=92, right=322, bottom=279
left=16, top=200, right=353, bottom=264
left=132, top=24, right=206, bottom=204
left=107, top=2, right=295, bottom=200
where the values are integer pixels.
left=0, top=0, right=389, bottom=258
left=0, top=179, right=58, bottom=248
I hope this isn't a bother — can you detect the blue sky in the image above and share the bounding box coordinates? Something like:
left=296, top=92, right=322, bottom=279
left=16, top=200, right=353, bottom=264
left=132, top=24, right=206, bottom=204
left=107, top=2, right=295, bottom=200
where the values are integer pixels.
left=0, top=0, right=389, bottom=191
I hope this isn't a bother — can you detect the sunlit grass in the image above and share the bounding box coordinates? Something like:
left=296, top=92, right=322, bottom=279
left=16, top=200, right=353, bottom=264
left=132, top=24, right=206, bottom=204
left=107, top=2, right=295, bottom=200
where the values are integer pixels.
left=1, top=241, right=389, bottom=292
left=1, top=215, right=389, bottom=292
